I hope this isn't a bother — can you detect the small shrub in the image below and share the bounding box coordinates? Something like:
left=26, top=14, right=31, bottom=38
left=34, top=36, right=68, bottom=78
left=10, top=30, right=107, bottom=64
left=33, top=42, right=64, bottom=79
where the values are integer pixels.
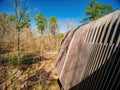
left=21, top=55, right=34, bottom=65
left=58, top=33, right=64, bottom=39
left=8, top=55, right=18, bottom=66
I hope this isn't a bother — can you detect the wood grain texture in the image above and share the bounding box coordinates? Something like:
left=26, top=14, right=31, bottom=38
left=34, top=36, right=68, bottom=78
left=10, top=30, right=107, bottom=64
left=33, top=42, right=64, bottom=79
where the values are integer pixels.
left=55, top=10, right=120, bottom=90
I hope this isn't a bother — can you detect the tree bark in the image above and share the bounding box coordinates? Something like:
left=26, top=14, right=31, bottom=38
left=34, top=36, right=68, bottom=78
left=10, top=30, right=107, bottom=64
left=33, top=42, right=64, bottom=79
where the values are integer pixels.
left=18, top=28, right=20, bottom=64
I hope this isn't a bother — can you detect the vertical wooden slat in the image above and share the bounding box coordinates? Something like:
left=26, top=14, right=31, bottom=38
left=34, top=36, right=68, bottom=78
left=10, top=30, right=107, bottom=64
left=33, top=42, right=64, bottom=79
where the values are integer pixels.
left=86, top=44, right=103, bottom=90
left=89, top=44, right=105, bottom=89
left=56, top=10, right=120, bottom=90
left=109, top=16, right=120, bottom=44
left=104, top=13, right=120, bottom=43
left=98, top=44, right=115, bottom=89
left=92, top=44, right=108, bottom=89
left=95, top=44, right=114, bottom=89
left=83, top=44, right=99, bottom=90
left=109, top=58, right=120, bottom=90
left=104, top=44, right=120, bottom=90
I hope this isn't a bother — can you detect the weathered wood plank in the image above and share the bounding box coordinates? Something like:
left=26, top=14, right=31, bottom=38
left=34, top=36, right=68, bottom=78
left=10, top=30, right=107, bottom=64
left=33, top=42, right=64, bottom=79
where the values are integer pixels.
left=55, top=10, right=120, bottom=90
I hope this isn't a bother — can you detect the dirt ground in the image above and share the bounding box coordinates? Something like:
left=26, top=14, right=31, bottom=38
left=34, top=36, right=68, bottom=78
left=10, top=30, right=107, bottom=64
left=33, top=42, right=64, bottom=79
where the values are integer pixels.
left=0, top=53, right=60, bottom=90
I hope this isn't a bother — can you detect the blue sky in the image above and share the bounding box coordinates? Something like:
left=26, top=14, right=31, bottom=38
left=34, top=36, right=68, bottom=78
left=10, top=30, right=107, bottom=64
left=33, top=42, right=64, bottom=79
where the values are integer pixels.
left=0, top=0, right=120, bottom=32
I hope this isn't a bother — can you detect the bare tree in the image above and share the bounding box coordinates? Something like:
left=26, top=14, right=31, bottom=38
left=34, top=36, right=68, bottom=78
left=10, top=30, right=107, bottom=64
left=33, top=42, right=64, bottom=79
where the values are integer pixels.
left=49, top=16, right=59, bottom=50
left=66, top=19, right=77, bottom=31
left=9, top=0, right=30, bottom=64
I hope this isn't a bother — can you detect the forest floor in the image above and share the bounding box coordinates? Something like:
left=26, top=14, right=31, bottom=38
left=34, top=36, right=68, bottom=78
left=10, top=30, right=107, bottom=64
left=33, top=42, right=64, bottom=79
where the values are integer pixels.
left=0, top=52, right=59, bottom=90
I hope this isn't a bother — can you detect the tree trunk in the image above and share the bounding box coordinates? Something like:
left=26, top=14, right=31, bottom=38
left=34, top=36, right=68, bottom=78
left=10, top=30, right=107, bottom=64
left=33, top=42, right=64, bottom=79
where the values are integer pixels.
left=3, top=55, right=7, bottom=90
left=18, top=28, right=20, bottom=64
left=54, top=30, right=56, bottom=50
left=1, top=24, right=6, bottom=40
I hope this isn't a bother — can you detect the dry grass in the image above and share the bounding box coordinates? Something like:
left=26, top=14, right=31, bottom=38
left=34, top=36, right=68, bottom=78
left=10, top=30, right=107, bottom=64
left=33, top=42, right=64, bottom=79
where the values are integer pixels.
left=0, top=28, right=63, bottom=90
left=0, top=54, right=59, bottom=90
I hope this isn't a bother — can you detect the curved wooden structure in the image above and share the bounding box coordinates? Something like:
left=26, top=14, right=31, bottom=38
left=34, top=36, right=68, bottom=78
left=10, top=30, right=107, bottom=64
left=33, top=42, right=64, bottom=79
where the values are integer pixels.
left=55, top=10, right=120, bottom=90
